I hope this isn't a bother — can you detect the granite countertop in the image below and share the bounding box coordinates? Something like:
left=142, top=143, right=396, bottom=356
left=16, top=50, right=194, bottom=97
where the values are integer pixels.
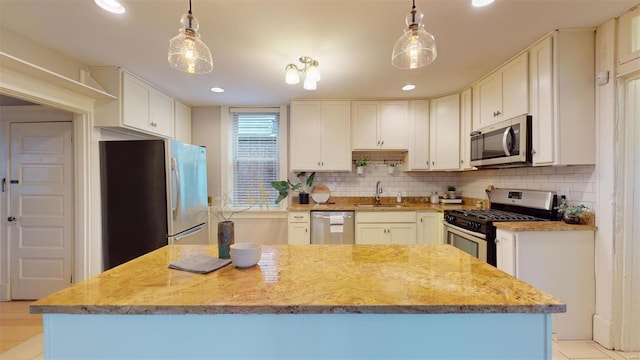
left=31, top=244, right=565, bottom=315
left=287, top=196, right=483, bottom=212
left=494, top=221, right=597, bottom=232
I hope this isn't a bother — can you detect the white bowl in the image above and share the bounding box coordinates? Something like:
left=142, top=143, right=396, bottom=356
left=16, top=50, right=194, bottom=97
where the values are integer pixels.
left=230, top=243, right=261, bottom=268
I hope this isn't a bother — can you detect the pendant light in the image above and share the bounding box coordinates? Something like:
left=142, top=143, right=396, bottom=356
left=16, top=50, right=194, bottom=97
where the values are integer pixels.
left=391, top=0, right=437, bottom=69
left=285, top=56, right=321, bottom=90
left=168, top=0, right=213, bottom=74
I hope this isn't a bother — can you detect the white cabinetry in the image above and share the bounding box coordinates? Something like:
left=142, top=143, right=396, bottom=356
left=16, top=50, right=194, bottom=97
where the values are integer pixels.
left=472, top=52, right=528, bottom=130
left=495, top=228, right=594, bottom=340
left=355, top=211, right=416, bottom=244
left=429, top=93, right=461, bottom=170
left=529, top=30, right=595, bottom=166
left=618, top=6, right=640, bottom=71
left=459, top=88, right=474, bottom=170
left=351, top=101, right=409, bottom=150
left=174, top=100, right=192, bottom=143
left=288, top=211, right=310, bottom=245
left=416, top=211, right=443, bottom=244
left=290, top=101, right=351, bottom=171
left=91, top=67, right=175, bottom=138
left=405, top=100, right=430, bottom=170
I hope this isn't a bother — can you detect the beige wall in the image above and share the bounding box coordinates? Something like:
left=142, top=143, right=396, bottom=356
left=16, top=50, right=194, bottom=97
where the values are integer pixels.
left=192, top=106, right=221, bottom=201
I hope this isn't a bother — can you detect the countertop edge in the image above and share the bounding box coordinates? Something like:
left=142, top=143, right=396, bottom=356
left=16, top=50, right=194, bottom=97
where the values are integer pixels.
left=30, top=304, right=566, bottom=315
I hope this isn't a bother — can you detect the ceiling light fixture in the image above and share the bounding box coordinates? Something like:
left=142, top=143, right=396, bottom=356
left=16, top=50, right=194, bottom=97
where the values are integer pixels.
left=168, top=0, right=213, bottom=74
left=391, top=0, right=437, bottom=69
left=472, top=0, right=495, bottom=7
left=210, top=87, right=224, bottom=93
left=285, top=56, right=321, bottom=90
left=402, top=84, right=416, bottom=91
left=94, top=0, right=125, bottom=14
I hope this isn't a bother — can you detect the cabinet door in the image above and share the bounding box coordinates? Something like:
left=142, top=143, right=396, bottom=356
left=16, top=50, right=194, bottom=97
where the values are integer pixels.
left=288, top=222, right=310, bottom=245
left=530, top=36, right=555, bottom=166
left=430, top=93, right=461, bottom=170
left=122, top=73, right=150, bottom=131
left=379, top=101, right=409, bottom=149
left=417, top=212, right=443, bottom=245
left=459, top=88, right=473, bottom=170
left=351, top=101, right=380, bottom=150
left=618, top=7, right=640, bottom=67
left=495, top=229, right=516, bottom=276
left=501, top=53, right=529, bottom=120
left=474, top=72, right=502, bottom=129
left=149, top=88, right=174, bottom=137
left=290, top=101, right=323, bottom=170
left=407, top=100, right=430, bottom=170
left=355, top=224, right=388, bottom=244
left=321, top=101, right=351, bottom=171
left=389, top=224, right=416, bottom=244
left=174, top=101, right=192, bottom=143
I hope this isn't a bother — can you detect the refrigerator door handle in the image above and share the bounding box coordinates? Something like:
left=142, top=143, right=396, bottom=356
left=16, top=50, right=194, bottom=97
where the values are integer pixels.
left=174, top=223, right=207, bottom=241
left=171, top=157, right=180, bottom=220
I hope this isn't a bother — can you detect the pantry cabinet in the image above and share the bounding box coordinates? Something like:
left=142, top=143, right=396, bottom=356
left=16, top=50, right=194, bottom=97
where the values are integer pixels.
left=405, top=99, right=430, bottom=170
left=355, top=211, right=416, bottom=244
left=90, top=67, right=175, bottom=138
left=529, top=29, right=595, bottom=166
left=174, top=100, right=192, bottom=143
left=495, top=228, right=594, bottom=340
left=472, top=52, right=528, bottom=130
left=429, top=93, right=461, bottom=170
left=459, top=88, right=474, bottom=170
left=288, top=211, right=310, bottom=245
left=416, top=211, right=443, bottom=244
left=351, top=101, right=409, bottom=150
left=290, top=100, right=351, bottom=171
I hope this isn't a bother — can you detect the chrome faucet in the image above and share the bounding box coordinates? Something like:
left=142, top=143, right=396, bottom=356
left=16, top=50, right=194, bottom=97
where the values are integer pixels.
left=375, top=181, right=383, bottom=204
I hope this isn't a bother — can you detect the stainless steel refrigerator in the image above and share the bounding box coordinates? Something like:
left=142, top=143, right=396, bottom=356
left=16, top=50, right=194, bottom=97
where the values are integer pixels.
left=99, top=139, right=209, bottom=270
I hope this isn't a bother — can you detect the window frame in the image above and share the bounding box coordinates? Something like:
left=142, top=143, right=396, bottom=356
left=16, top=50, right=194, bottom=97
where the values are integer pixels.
left=220, top=106, right=288, bottom=211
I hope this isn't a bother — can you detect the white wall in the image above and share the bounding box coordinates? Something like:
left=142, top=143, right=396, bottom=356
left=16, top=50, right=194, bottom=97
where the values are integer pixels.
left=191, top=106, right=221, bottom=201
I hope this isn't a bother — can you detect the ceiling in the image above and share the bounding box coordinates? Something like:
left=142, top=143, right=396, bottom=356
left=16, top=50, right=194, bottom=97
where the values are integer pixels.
left=0, top=0, right=638, bottom=107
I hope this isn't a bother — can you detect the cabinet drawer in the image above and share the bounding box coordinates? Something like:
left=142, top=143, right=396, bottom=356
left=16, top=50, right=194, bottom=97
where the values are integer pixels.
left=288, top=212, right=310, bottom=223
left=356, top=211, right=416, bottom=223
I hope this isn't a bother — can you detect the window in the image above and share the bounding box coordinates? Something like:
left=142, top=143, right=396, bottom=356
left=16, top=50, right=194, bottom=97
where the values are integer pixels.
left=223, top=107, right=287, bottom=209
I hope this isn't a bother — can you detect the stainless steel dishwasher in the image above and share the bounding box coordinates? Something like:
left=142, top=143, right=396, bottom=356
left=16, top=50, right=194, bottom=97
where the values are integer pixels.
left=310, top=211, right=355, bottom=244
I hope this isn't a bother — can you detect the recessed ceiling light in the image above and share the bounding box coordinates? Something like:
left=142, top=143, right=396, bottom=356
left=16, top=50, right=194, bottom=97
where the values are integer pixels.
left=402, top=84, right=416, bottom=91
left=94, top=0, right=126, bottom=14
left=211, top=87, right=225, bottom=93
left=472, top=0, right=495, bottom=7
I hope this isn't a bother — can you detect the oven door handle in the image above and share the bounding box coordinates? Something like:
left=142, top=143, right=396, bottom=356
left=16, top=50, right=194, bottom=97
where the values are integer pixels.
left=442, top=221, right=487, bottom=240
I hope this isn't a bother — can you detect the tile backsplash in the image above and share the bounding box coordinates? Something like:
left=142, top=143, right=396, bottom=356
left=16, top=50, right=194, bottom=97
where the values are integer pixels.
left=314, top=163, right=596, bottom=210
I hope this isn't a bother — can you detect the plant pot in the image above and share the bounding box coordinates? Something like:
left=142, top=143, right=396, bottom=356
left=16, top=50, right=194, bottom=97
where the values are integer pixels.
left=299, top=193, right=309, bottom=204
left=563, top=214, right=581, bottom=224
left=356, top=166, right=364, bottom=175
left=448, top=191, right=457, bottom=199
left=217, top=221, right=235, bottom=259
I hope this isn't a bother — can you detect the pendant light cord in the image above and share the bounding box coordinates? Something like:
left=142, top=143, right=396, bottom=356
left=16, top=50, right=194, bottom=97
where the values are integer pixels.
left=411, top=0, right=416, bottom=24
left=188, top=0, right=192, bottom=14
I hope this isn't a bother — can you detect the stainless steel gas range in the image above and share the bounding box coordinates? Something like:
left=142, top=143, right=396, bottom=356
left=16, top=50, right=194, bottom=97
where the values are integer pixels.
left=443, top=189, right=559, bottom=266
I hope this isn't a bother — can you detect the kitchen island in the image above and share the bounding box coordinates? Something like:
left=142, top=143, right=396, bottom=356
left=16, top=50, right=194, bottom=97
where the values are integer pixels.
left=31, top=244, right=565, bottom=359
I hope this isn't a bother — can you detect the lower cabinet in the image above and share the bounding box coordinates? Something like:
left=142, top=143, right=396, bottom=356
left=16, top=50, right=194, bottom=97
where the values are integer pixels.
left=416, top=211, right=443, bottom=244
left=495, top=228, right=594, bottom=340
left=288, top=212, right=310, bottom=245
left=355, top=212, right=416, bottom=244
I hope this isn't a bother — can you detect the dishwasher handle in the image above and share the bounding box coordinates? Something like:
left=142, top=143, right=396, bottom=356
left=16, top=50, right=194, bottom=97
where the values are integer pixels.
left=312, top=213, right=353, bottom=220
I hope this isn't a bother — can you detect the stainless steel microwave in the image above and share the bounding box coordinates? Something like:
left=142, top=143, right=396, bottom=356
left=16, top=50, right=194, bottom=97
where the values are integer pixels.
left=470, top=115, right=532, bottom=168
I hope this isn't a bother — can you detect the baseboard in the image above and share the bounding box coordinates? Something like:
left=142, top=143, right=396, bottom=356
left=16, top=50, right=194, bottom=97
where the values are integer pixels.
left=593, top=314, right=613, bottom=349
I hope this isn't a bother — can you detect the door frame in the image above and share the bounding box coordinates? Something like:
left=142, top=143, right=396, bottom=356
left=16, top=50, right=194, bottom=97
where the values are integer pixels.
left=0, top=67, right=98, bottom=300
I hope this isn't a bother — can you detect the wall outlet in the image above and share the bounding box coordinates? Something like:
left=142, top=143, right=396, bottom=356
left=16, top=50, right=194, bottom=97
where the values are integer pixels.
left=559, top=187, right=570, bottom=200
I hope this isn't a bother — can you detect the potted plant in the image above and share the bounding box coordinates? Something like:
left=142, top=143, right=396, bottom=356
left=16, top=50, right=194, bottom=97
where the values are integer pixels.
left=271, top=172, right=316, bottom=204
left=555, top=203, right=589, bottom=224
left=447, top=185, right=457, bottom=199
left=210, top=192, right=255, bottom=259
left=355, top=156, right=369, bottom=175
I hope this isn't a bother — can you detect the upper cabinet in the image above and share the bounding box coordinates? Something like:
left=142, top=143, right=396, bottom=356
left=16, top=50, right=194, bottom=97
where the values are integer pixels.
left=174, top=100, right=192, bottom=143
left=529, top=29, right=595, bottom=166
left=405, top=99, right=430, bottom=171
left=91, top=67, right=175, bottom=138
left=351, top=101, right=409, bottom=150
left=472, top=52, right=529, bottom=130
left=290, top=100, right=351, bottom=171
left=429, top=93, right=461, bottom=171
left=618, top=6, right=640, bottom=72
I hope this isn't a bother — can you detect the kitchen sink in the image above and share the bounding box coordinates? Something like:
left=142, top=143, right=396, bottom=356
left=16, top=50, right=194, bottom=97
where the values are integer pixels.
left=355, top=204, right=405, bottom=208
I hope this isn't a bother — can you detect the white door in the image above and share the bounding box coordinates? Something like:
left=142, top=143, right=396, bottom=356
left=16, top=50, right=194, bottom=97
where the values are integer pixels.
left=9, top=122, right=74, bottom=299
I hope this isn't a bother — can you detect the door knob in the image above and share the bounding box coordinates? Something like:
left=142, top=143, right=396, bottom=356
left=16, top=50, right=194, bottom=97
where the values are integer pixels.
left=7, top=216, right=16, bottom=222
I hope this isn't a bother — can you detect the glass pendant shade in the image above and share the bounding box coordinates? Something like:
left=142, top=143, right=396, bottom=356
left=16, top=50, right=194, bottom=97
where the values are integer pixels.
left=168, top=12, right=213, bottom=74
left=285, top=64, right=300, bottom=84
left=303, top=78, right=317, bottom=91
left=391, top=4, right=437, bottom=69
left=306, top=61, right=321, bottom=82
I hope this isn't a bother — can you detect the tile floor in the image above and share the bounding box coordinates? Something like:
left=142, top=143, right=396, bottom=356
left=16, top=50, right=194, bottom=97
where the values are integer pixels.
left=1, top=301, right=639, bottom=360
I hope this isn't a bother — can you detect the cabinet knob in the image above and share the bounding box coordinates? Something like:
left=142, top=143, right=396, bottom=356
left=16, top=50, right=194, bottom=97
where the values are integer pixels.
left=531, top=149, right=537, bottom=155
left=381, top=140, right=384, bottom=146
left=432, top=161, right=435, bottom=165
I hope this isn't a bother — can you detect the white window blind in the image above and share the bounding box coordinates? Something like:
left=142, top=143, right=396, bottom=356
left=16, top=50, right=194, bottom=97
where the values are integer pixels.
left=231, top=111, right=280, bottom=207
